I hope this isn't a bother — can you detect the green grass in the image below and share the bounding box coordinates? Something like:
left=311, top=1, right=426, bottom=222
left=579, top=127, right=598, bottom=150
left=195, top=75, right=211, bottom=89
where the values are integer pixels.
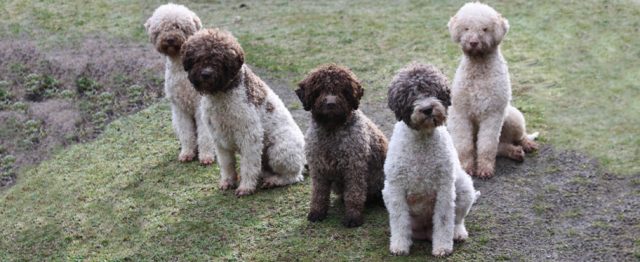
left=0, top=103, right=494, bottom=260
left=1, top=0, right=639, bottom=260
left=2, top=0, right=637, bottom=174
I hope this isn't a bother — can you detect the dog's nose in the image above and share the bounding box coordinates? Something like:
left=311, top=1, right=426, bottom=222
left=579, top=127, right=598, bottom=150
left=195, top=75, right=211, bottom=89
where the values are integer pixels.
left=201, top=68, right=214, bottom=79
left=166, top=38, right=176, bottom=45
left=470, top=41, right=479, bottom=48
left=421, top=107, right=433, bottom=115
left=324, top=95, right=337, bottom=108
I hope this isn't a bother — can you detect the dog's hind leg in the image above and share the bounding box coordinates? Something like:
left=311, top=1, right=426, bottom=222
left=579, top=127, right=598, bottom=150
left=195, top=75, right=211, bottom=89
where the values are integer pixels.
left=497, top=142, right=524, bottom=162
left=196, top=104, right=215, bottom=165
left=383, top=183, right=412, bottom=256
left=172, top=104, right=197, bottom=162
left=261, top=140, right=305, bottom=188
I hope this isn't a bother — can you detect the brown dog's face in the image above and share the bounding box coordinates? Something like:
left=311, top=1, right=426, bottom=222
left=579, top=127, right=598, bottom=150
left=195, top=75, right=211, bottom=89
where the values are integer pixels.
left=181, top=29, right=245, bottom=94
left=144, top=7, right=202, bottom=57
left=388, top=63, right=451, bottom=131
left=296, top=65, right=363, bottom=129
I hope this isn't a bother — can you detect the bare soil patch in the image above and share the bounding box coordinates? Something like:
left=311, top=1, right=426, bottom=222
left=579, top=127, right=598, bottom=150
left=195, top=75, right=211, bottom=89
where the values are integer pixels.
left=0, top=37, right=164, bottom=189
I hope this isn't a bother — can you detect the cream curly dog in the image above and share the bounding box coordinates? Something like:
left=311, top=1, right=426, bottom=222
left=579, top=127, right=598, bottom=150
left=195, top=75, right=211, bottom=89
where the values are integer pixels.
left=447, top=2, right=538, bottom=178
left=182, top=28, right=305, bottom=196
left=383, top=63, right=479, bottom=257
left=145, top=3, right=215, bottom=164
left=296, top=64, right=388, bottom=228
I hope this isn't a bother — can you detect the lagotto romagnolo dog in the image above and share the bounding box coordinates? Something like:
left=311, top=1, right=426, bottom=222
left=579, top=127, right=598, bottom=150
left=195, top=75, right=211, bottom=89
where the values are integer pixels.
left=447, top=2, right=538, bottom=178
left=296, top=64, right=388, bottom=228
left=383, top=63, right=479, bottom=257
left=181, top=28, right=305, bottom=196
left=144, top=3, right=216, bottom=164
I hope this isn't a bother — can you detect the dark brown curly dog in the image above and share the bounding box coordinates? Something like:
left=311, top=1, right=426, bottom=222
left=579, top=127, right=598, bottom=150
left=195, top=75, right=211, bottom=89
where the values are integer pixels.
left=181, top=28, right=245, bottom=94
left=296, top=64, right=388, bottom=228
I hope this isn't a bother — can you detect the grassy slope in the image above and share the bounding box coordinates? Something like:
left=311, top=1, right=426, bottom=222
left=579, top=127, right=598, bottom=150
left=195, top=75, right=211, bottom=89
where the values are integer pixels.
left=0, top=103, right=493, bottom=261
left=0, top=0, right=639, bottom=260
left=5, top=0, right=636, bottom=174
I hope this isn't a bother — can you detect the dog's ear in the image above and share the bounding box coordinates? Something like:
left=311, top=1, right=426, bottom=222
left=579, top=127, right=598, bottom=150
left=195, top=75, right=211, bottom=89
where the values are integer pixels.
left=493, top=15, right=509, bottom=43
left=343, top=79, right=364, bottom=110
left=295, top=84, right=311, bottom=111
left=448, top=15, right=461, bottom=43
left=388, top=80, right=414, bottom=123
left=437, top=85, right=452, bottom=108
left=193, top=16, right=202, bottom=30
left=181, top=47, right=195, bottom=72
left=218, top=46, right=245, bottom=89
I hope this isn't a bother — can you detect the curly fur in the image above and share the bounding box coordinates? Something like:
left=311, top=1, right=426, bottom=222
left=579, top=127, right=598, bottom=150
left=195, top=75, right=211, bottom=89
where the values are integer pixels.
left=182, top=28, right=305, bottom=196
left=144, top=3, right=215, bottom=164
left=383, top=62, right=479, bottom=257
left=296, top=64, right=388, bottom=228
left=447, top=2, right=537, bottom=179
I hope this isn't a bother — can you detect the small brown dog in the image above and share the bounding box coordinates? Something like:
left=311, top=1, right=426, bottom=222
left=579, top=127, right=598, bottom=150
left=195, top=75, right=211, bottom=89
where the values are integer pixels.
left=296, top=64, right=388, bottom=227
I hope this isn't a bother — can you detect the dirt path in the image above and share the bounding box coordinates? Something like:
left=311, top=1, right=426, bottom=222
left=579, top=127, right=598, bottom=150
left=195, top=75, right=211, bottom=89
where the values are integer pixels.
left=261, top=70, right=640, bottom=260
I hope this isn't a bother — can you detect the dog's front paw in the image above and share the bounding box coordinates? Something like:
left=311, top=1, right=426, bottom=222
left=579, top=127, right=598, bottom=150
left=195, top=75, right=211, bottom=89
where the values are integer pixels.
left=432, top=247, right=453, bottom=257
left=219, top=180, right=236, bottom=191
left=178, top=151, right=196, bottom=162
left=389, top=244, right=410, bottom=256
left=474, top=164, right=494, bottom=179
left=454, top=224, right=469, bottom=243
left=307, top=211, right=327, bottom=222
left=235, top=186, right=255, bottom=197
left=199, top=154, right=215, bottom=165
left=342, top=215, right=364, bottom=228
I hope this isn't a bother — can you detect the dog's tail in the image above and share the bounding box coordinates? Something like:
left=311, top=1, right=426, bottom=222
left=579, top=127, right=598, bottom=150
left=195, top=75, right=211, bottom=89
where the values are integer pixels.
left=527, top=132, right=540, bottom=141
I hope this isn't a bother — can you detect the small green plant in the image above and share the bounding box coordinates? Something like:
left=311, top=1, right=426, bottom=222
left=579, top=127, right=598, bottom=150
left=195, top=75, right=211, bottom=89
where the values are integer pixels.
left=11, top=101, right=29, bottom=111
left=75, top=76, right=101, bottom=96
left=127, top=84, right=144, bottom=107
left=24, top=73, right=59, bottom=101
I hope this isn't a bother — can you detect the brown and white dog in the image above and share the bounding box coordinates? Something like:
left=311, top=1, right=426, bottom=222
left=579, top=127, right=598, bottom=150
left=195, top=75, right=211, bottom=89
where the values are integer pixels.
left=181, top=28, right=305, bottom=196
left=296, top=64, right=388, bottom=227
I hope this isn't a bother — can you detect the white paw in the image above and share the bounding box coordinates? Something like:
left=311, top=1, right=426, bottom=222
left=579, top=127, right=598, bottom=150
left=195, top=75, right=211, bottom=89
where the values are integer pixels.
left=199, top=153, right=215, bottom=165
left=454, top=224, right=469, bottom=242
left=235, top=186, right=256, bottom=197
left=218, top=180, right=236, bottom=190
left=389, top=244, right=410, bottom=256
left=431, top=247, right=453, bottom=257
left=178, top=151, right=196, bottom=162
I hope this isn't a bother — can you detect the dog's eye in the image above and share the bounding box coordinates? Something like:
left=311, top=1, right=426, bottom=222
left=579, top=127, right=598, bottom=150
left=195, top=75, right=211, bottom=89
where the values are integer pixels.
left=465, top=28, right=469, bottom=31
left=483, top=28, right=488, bottom=32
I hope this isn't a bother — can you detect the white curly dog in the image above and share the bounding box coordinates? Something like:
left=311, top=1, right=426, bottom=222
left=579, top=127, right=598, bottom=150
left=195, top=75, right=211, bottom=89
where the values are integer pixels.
left=383, top=63, right=479, bottom=257
left=145, top=3, right=216, bottom=165
left=447, top=2, right=538, bottom=179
